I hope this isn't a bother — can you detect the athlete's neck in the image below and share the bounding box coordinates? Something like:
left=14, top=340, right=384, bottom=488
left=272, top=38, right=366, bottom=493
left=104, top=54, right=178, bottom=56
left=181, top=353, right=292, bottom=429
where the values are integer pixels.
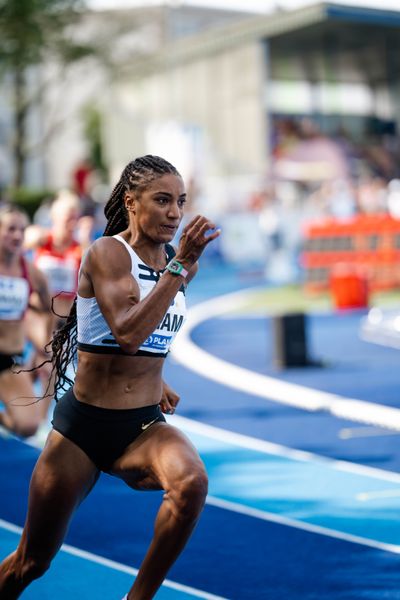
left=133, top=242, right=167, bottom=272
left=0, top=248, right=21, bottom=271
left=120, top=230, right=167, bottom=272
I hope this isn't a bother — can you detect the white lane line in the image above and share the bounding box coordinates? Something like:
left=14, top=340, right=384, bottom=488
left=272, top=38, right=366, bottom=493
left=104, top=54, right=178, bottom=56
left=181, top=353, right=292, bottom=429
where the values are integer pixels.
left=170, top=414, right=400, bottom=483
left=0, top=518, right=228, bottom=600
left=357, top=489, right=400, bottom=502
left=168, top=417, right=400, bottom=553
left=5, top=418, right=400, bottom=560
left=206, top=496, right=400, bottom=555
left=339, top=427, right=400, bottom=439
left=172, top=288, right=400, bottom=431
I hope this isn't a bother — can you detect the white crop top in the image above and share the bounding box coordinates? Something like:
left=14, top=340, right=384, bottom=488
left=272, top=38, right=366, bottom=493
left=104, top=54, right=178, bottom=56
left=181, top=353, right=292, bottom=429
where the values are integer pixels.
left=77, top=235, right=186, bottom=357
left=35, top=254, right=77, bottom=295
left=0, top=275, right=30, bottom=321
left=0, top=258, right=31, bottom=321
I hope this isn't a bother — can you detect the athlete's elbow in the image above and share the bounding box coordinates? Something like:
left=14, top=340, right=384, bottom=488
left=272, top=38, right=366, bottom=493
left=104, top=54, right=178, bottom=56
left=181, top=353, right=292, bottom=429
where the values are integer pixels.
left=115, top=334, right=138, bottom=354
left=114, top=328, right=141, bottom=355
left=121, top=340, right=141, bottom=354
left=113, top=317, right=149, bottom=354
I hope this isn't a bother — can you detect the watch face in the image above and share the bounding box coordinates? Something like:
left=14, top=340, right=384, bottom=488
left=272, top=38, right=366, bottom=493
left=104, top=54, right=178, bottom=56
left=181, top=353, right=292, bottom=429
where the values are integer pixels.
left=168, top=260, right=181, bottom=275
left=167, top=259, right=187, bottom=277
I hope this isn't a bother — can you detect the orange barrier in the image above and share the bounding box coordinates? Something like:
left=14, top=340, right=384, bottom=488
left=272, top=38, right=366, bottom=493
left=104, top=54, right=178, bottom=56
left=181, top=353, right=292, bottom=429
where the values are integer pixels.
left=330, top=264, right=369, bottom=310
left=301, top=214, right=400, bottom=292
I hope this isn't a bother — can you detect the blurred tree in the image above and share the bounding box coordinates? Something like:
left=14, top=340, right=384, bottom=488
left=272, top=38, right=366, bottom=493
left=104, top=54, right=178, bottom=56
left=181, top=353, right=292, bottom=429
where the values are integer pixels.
left=82, top=104, right=107, bottom=180
left=0, top=0, right=95, bottom=187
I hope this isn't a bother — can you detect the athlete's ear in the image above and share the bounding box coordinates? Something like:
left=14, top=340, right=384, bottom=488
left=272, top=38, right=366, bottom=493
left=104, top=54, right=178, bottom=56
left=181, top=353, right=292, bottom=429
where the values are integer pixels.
left=124, top=192, right=136, bottom=214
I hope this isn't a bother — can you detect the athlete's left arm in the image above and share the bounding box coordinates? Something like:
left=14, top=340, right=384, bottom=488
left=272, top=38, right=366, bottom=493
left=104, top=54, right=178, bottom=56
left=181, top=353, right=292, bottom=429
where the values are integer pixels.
left=160, top=380, right=180, bottom=415
left=26, top=264, right=53, bottom=356
left=171, top=243, right=198, bottom=285
left=28, top=264, right=52, bottom=313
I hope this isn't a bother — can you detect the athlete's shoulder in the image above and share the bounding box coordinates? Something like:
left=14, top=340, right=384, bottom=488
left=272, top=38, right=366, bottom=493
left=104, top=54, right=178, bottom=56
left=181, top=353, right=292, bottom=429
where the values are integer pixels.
left=84, top=236, right=131, bottom=275
left=88, top=235, right=126, bottom=254
left=25, top=258, right=48, bottom=294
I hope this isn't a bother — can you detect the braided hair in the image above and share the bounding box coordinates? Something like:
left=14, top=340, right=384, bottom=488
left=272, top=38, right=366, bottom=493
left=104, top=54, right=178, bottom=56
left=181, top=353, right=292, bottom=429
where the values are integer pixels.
left=46, top=155, right=180, bottom=398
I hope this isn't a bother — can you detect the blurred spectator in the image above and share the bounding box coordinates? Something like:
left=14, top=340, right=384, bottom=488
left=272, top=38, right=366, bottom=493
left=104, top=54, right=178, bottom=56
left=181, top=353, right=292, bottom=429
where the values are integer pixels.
left=71, top=158, right=103, bottom=244
left=273, top=118, right=350, bottom=183
left=72, top=158, right=94, bottom=200
left=327, top=179, right=356, bottom=220
left=273, top=119, right=301, bottom=159
left=363, top=137, right=397, bottom=180
left=258, top=187, right=281, bottom=252
left=387, top=179, right=400, bottom=219
left=356, top=176, right=387, bottom=214
left=332, top=126, right=361, bottom=181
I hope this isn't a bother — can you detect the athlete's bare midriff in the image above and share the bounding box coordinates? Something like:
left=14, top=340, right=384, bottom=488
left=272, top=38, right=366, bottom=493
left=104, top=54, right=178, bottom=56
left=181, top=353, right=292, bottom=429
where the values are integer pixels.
left=73, top=350, right=164, bottom=409
left=0, top=321, right=25, bottom=355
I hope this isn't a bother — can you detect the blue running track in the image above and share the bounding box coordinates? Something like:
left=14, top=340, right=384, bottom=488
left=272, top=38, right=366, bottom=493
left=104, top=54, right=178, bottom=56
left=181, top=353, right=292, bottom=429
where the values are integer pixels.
left=1, top=263, right=400, bottom=599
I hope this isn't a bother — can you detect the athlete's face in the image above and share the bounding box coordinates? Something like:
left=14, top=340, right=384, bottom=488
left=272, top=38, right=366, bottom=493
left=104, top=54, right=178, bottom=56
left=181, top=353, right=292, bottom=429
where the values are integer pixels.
left=0, top=212, right=28, bottom=255
left=126, top=173, right=186, bottom=243
left=52, top=204, right=80, bottom=237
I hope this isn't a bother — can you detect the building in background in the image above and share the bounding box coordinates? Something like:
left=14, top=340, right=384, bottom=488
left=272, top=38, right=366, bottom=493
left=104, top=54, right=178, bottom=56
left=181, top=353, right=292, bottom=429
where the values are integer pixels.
left=2, top=1, right=400, bottom=279
left=0, top=3, right=252, bottom=190
left=102, top=2, right=400, bottom=218
left=2, top=2, right=400, bottom=197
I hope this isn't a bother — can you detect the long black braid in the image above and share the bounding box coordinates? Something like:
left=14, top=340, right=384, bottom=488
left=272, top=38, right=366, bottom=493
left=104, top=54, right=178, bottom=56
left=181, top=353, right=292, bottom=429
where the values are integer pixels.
left=46, top=155, right=180, bottom=399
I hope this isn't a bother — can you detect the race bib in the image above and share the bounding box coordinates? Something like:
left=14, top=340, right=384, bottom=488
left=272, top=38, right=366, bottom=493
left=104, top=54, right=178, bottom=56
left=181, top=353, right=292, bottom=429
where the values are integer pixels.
left=0, top=276, right=29, bottom=320
left=36, top=255, right=77, bottom=294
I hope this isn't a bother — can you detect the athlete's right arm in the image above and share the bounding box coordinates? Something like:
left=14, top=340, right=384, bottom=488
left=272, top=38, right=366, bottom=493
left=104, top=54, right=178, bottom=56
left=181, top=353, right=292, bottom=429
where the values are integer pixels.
left=81, top=237, right=188, bottom=355
left=83, top=216, right=219, bottom=354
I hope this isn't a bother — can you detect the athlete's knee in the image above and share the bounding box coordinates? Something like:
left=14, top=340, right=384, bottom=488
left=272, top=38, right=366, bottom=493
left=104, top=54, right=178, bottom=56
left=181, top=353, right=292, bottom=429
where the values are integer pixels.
left=5, top=549, right=51, bottom=586
left=21, top=555, right=51, bottom=582
left=170, top=466, right=208, bottom=520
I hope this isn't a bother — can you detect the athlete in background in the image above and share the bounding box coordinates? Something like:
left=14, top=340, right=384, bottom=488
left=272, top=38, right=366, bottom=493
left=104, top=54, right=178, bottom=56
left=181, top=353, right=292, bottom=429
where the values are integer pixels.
left=0, top=204, right=51, bottom=437
left=24, top=189, right=82, bottom=321
left=24, top=190, right=82, bottom=407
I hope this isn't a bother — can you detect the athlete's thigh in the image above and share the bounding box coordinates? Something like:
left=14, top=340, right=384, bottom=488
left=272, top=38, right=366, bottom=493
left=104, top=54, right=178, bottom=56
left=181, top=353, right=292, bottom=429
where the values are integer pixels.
left=110, top=423, right=205, bottom=491
left=21, top=430, right=100, bottom=558
left=0, top=368, right=41, bottom=426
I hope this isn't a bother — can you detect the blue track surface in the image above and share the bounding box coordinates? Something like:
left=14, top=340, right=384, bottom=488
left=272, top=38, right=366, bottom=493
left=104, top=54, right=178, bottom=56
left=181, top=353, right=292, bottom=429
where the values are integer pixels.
left=191, top=312, right=400, bottom=408
left=1, top=262, right=400, bottom=598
